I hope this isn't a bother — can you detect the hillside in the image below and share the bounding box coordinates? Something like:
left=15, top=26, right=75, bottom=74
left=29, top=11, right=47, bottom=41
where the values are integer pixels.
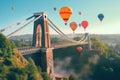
left=0, top=33, right=49, bottom=80
left=90, top=34, right=120, bottom=46
left=4, top=33, right=120, bottom=80
left=53, top=37, right=120, bottom=80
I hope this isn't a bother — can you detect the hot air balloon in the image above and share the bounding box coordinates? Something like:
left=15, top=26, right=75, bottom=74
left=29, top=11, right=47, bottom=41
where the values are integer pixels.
left=78, top=11, right=81, bottom=15
left=98, top=13, right=104, bottom=22
left=77, top=46, right=83, bottom=52
left=53, top=7, right=56, bottom=11
left=79, top=23, right=81, bottom=27
left=59, top=6, right=72, bottom=25
left=81, top=20, right=88, bottom=30
left=70, top=22, right=78, bottom=33
left=11, top=6, right=14, bottom=11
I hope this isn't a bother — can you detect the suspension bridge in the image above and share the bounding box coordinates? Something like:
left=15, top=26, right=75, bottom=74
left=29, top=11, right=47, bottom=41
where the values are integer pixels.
left=0, top=12, right=91, bottom=80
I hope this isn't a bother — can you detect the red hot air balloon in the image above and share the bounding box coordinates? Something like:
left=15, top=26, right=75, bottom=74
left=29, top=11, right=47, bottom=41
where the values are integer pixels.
left=77, top=46, right=83, bottom=52
left=81, top=20, right=88, bottom=30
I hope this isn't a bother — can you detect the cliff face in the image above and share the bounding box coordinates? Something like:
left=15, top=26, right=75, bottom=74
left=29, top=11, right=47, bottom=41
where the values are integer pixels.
left=0, top=33, right=45, bottom=80
left=0, top=33, right=28, bottom=68
left=12, top=49, right=28, bottom=68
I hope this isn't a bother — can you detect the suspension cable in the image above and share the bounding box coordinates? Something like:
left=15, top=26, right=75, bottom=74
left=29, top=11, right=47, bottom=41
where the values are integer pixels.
left=49, top=23, right=67, bottom=39
left=49, top=22, right=88, bottom=47
left=48, top=18, right=70, bottom=38
left=48, top=18, right=87, bottom=43
left=0, top=15, right=34, bottom=33
left=48, top=23, right=78, bottom=43
left=81, top=33, right=89, bottom=42
left=48, top=18, right=78, bottom=43
left=7, top=15, right=42, bottom=38
left=49, top=23, right=78, bottom=43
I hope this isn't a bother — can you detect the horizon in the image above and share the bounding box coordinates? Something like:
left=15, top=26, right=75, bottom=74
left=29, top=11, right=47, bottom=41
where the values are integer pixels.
left=10, top=33, right=120, bottom=37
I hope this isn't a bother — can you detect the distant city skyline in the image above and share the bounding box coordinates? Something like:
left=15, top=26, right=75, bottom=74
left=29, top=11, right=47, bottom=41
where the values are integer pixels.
left=0, top=0, right=120, bottom=36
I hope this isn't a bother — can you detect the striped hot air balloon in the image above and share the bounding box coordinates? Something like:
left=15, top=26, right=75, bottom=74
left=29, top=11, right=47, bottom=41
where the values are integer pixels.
left=59, top=6, right=72, bottom=25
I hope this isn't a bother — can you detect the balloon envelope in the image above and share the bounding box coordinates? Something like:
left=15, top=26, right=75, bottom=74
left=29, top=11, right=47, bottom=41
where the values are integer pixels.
left=59, top=6, right=72, bottom=23
left=77, top=46, right=83, bottom=52
left=78, top=11, right=81, bottom=15
left=70, top=22, right=78, bottom=32
left=11, top=6, right=14, bottom=10
left=53, top=7, right=56, bottom=11
left=98, top=13, right=104, bottom=21
left=79, top=23, right=81, bottom=27
left=81, top=20, right=88, bottom=29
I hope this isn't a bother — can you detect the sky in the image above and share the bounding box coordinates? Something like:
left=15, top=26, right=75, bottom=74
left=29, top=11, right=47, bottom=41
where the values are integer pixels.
left=0, top=0, right=120, bottom=36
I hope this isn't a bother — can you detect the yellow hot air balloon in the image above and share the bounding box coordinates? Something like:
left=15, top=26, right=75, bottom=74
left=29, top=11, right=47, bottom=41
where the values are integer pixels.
left=70, top=22, right=78, bottom=33
left=59, top=6, right=72, bottom=25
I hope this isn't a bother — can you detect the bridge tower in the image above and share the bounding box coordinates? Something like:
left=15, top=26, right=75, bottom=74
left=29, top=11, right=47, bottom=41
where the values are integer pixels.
left=85, top=33, right=91, bottom=50
left=33, top=12, right=54, bottom=79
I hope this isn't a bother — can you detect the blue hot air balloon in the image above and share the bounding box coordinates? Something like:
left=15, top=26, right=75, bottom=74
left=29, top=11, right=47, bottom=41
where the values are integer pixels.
left=98, top=13, right=104, bottom=22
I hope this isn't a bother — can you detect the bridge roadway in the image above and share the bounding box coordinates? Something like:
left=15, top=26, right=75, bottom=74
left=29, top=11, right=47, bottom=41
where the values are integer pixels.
left=18, top=47, right=40, bottom=55
left=18, top=42, right=88, bottom=55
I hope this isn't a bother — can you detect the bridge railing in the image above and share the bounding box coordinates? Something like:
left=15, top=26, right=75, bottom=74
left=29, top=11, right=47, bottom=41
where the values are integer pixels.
left=17, top=46, right=40, bottom=55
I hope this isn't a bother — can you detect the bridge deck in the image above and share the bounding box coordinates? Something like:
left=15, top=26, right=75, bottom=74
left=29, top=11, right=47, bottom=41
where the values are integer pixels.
left=18, top=42, right=88, bottom=55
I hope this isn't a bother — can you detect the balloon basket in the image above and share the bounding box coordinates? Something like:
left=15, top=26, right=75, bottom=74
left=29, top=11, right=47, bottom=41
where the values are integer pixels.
left=65, top=23, right=67, bottom=25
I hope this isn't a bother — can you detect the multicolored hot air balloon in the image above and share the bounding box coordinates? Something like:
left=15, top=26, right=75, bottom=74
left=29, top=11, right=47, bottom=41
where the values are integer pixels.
left=59, top=6, right=72, bottom=25
left=98, top=13, right=104, bottom=22
left=81, top=20, right=88, bottom=30
left=70, top=22, right=78, bottom=33
left=77, top=46, right=83, bottom=52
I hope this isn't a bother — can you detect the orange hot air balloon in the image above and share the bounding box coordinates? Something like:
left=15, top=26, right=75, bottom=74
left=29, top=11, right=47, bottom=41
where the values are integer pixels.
left=59, top=6, right=72, bottom=25
left=81, top=20, right=88, bottom=30
left=70, top=22, right=78, bottom=33
left=77, top=46, right=83, bottom=52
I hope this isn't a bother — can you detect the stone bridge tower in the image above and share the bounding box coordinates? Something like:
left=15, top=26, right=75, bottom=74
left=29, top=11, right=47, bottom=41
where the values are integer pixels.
left=85, top=33, right=91, bottom=50
left=32, top=12, right=54, bottom=79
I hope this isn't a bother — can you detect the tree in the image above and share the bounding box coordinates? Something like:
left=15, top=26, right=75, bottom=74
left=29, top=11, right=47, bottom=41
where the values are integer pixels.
left=26, top=58, right=38, bottom=80
left=26, top=58, right=43, bottom=80
left=63, top=77, right=68, bottom=80
left=91, top=37, right=108, bottom=57
left=69, top=74, right=78, bottom=80
left=0, top=33, right=15, bottom=57
left=0, top=34, right=44, bottom=80
left=73, top=37, right=81, bottom=41
left=41, top=72, right=50, bottom=80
